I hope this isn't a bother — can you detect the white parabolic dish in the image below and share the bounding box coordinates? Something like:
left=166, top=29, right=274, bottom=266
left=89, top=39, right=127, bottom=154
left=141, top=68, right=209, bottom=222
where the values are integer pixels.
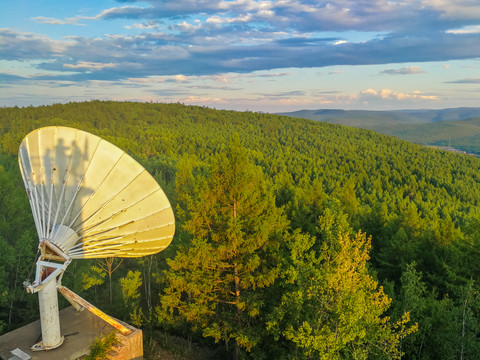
left=18, top=126, right=175, bottom=259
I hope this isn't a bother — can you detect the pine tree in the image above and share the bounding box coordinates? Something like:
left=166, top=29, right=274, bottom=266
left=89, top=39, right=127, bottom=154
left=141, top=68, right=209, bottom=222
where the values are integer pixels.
left=158, top=138, right=287, bottom=359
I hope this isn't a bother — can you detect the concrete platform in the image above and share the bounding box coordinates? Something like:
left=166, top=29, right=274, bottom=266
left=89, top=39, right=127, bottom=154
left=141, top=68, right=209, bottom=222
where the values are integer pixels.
left=0, top=306, right=142, bottom=360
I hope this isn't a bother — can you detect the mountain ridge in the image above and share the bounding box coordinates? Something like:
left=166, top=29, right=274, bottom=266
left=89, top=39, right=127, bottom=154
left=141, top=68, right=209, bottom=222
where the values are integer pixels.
left=277, top=107, right=480, bottom=153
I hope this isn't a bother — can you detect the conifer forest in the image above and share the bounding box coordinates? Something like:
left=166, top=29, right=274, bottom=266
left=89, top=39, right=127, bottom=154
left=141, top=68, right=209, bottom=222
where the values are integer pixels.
left=1, top=101, right=480, bottom=359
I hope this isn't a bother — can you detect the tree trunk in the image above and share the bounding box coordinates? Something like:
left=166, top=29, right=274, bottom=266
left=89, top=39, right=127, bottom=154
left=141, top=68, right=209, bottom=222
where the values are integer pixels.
left=235, top=343, right=240, bottom=360
left=234, top=261, right=241, bottom=360
left=144, top=256, right=153, bottom=311
left=8, top=254, right=21, bottom=325
left=109, top=272, right=112, bottom=305
left=461, top=298, right=468, bottom=360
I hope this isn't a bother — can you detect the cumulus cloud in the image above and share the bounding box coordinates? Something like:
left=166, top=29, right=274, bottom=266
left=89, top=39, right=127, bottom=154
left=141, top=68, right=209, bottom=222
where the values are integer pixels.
left=206, top=14, right=253, bottom=24
left=64, top=61, right=117, bottom=70
left=424, top=0, right=480, bottom=20
left=180, top=95, right=226, bottom=105
left=95, top=2, right=223, bottom=20
left=2, top=0, right=480, bottom=94
left=91, top=0, right=453, bottom=33
left=0, top=29, right=74, bottom=60
left=359, top=88, right=439, bottom=101
left=127, top=73, right=234, bottom=85
left=125, top=21, right=161, bottom=30
left=3, top=22, right=480, bottom=83
left=380, top=66, right=425, bottom=75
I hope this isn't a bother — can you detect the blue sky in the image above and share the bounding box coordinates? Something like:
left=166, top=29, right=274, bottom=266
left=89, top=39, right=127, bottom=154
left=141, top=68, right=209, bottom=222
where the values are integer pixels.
left=1, top=0, right=479, bottom=112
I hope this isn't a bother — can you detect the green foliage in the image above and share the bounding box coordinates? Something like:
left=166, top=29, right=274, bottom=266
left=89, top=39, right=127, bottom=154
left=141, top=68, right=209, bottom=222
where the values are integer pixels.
left=120, top=270, right=144, bottom=327
left=2, top=101, right=480, bottom=359
left=267, top=213, right=416, bottom=360
left=85, top=331, right=119, bottom=360
left=82, top=266, right=106, bottom=290
left=158, top=140, right=288, bottom=358
left=0, top=159, right=38, bottom=331
left=121, top=270, right=142, bottom=301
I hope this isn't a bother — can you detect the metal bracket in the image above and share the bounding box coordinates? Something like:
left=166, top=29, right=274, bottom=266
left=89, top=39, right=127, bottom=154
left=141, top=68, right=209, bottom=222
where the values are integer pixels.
left=23, top=240, right=71, bottom=351
left=58, top=286, right=132, bottom=335
left=24, top=260, right=68, bottom=294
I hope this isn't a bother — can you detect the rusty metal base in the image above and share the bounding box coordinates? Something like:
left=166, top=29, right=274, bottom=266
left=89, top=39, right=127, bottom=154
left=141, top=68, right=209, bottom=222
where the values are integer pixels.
left=31, top=335, right=65, bottom=351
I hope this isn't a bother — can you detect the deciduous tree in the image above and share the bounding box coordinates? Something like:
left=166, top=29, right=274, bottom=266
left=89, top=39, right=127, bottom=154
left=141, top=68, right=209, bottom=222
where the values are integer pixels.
left=267, top=210, right=416, bottom=359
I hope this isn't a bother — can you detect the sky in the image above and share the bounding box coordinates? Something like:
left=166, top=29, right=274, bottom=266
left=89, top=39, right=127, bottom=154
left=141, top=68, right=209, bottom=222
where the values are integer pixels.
left=1, top=0, right=480, bottom=112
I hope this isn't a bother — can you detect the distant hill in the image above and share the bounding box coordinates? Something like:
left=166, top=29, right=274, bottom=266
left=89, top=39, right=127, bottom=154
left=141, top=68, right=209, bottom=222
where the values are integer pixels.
left=393, top=117, right=480, bottom=153
left=277, top=108, right=480, bottom=153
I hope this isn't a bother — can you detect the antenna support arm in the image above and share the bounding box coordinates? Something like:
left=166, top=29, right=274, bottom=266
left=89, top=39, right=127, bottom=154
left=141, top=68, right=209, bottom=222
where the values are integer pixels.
left=58, top=286, right=132, bottom=335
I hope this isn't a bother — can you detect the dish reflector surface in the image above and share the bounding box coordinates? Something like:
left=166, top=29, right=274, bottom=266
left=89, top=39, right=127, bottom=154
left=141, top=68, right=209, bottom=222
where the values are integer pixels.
left=18, top=126, right=175, bottom=259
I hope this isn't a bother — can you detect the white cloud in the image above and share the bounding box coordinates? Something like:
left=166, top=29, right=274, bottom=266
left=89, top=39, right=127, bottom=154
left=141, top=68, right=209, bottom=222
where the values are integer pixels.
left=424, top=0, right=480, bottom=19
left=359, top=88, right=438, bottom=100
left=94, top=5, right=148, bottom=20
left=446, top=25, right=480, bottom=34
left=64, top=61, right=117, bottom=70
left=125, top=21, right=160, bottom=30
left=126, top=74, right=231, bottom=85
left=380, top=66, right=425, bottom=75
left=181, top=95, right=226, bottom=104
left=31, top=16, right=83, bottom=25
left=172, top=74, right=188, bottom=82
left=2, top=0, right=480, bottom=113
left=0, top=29, right=74, bottom=59
left=174, top=21, right=200, bottom=32
left=206, top=14, right=253, bottom=24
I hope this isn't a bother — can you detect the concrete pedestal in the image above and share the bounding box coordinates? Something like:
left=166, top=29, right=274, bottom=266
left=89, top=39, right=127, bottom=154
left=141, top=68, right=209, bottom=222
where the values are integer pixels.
left=0, top=307, right=143, bottom=360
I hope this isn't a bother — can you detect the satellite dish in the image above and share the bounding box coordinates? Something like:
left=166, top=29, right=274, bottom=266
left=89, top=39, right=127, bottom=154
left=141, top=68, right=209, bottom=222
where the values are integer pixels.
left=18, top=126, right=175, bottom=351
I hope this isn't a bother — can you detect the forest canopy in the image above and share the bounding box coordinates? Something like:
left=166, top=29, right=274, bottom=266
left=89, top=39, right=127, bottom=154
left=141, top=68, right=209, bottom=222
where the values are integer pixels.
left=1, top=101, right=480, bottom=359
